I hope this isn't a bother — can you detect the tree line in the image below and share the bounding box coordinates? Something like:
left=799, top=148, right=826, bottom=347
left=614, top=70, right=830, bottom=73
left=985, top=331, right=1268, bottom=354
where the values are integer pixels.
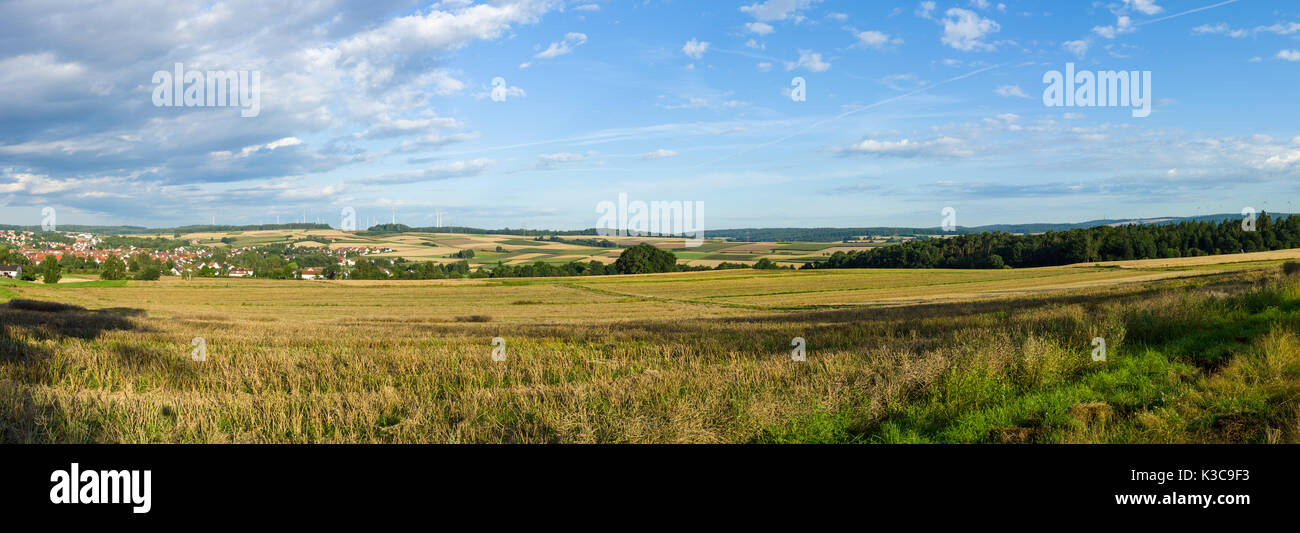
left=808, top=213, right=1300, bottom=270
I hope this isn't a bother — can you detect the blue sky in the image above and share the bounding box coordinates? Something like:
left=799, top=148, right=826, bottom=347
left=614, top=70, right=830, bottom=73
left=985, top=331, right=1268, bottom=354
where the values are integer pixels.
left=2, top=0, right=1299, bottom=230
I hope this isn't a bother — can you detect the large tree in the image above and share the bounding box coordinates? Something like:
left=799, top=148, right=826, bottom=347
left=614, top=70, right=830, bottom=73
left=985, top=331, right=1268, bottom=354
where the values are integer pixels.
left=100, top=255, right=127, bottom=280
left=614, top=243, right=679, bottom=274
left=40, top=255, right=62, bottom=284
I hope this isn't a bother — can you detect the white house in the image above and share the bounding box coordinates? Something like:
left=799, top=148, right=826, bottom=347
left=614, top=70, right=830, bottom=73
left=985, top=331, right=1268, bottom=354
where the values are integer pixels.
left=0, top=264, right=22, bottom=279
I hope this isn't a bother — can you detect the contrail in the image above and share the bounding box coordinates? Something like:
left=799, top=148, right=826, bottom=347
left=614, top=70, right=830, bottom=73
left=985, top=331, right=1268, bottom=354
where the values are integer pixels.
left=1136, top=0, right=1242, bottom=26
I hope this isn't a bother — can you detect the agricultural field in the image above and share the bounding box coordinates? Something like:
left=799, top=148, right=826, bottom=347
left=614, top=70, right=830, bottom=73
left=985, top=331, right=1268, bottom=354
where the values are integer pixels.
left=2, top=251, right=1299, bottom=443
left=152, top=228, right=904, bottom=268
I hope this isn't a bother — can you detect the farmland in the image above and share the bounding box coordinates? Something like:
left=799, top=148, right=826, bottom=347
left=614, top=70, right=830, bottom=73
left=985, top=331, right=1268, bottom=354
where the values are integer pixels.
left=139, top=228, right=897, bottom=268
left=1, top=250, right=1299, bottom=443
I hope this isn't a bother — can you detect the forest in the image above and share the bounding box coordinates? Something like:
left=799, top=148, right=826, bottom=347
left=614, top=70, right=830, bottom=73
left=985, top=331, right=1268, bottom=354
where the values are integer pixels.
left=810, top=213, right=1299, bottom=269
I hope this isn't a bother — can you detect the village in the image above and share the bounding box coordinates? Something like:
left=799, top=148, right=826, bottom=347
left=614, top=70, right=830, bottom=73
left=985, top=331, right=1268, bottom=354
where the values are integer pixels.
left=0, top=229, right=394, bottom=280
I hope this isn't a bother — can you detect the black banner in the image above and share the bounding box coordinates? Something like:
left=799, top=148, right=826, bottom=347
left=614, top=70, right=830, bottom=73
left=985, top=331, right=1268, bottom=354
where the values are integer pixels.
left=0, top=445, right=1288, bottom=523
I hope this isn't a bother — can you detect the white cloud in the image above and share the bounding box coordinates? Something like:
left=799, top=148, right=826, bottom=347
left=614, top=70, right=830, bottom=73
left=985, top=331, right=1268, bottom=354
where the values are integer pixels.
left=838, top=136, right=972, bottom=158
left=785, top=49, right=830, bottom=72
left=1278, top=49, right=1300, bottom=61
left=535, top=32, right=587, bottom=59
left=1093, top=16, right=1135, bottom=39
left=475, top=78, right=526, bottom=101
left=642, top=149, right=679, bottom=160
left=995, top=85, right=1028, bottom=98
left=916, top=1, right=937, bottom=19
left=212, top=137, right=304, bottom=159
left=536, top=151, right=593, bottom=168
left=683, top=38, right=710, bottom=59
left=939, top=8, right=1000, bottom=51
left=1124, top=0, right=1164, bottom=16
left=746, top=22, right=775, bottom=36
left=362, top=158, right=495, bottom=184
left=1063, top=40, right=1089, bottom=59
left=739, top=0, right=819, bottom=22
left=853, top=30, right=902, bottom=49
left=337, top=1, right=557, bottom=66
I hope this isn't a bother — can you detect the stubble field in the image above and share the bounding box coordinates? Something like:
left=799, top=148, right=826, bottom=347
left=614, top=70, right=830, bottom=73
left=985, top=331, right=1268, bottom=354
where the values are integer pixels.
left=2, top=253, right=1299, bottom=443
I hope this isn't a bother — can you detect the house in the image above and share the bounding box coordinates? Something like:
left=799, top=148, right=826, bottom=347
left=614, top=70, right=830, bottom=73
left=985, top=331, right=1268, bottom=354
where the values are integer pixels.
left=300, top=267, right=324, bottom=280
left=228, top=267, right=254, bottom=278
left=0, top=264, right=22, bottom=279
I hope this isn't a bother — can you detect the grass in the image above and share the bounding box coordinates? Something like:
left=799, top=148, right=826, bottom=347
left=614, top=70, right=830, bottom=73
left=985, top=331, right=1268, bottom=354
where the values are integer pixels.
left=0, top=261, right=1297, bottom=443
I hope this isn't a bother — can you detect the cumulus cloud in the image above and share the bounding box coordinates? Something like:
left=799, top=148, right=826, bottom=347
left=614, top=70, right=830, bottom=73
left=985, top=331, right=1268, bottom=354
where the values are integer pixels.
left=683, top=38, right=710, bottom=60
left=785, top=50, right=831, bottom=72
left=852, top=30, right=903, bottom=49
left=1125, top=0, right=1164, bottom=16
left=1063, top=40, right=1089, bottom=59
left=0, top=0, right=565, bottom=222
left=939, top=8, right=1000, bottom=51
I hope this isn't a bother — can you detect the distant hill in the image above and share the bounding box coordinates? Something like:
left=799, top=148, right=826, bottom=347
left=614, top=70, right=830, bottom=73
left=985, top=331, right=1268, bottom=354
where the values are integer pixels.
left=3, top=213, right=1290, bottom=242
left=709, top=213, right=1293, bottom=242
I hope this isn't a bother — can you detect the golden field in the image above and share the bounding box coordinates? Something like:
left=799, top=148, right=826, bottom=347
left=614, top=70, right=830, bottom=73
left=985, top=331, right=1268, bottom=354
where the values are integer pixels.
left=2, top=252, right=1299, bottom=443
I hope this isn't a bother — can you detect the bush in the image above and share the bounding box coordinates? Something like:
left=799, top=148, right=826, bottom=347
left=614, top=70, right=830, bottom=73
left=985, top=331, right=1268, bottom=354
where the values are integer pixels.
left=1283, top=262, right=1300, bottom=276
left=134, top=266, right=162, bottom=281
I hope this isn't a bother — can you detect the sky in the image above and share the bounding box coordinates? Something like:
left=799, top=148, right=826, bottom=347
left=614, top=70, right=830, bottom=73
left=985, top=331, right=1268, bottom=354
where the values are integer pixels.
left=2, top=0, right=1299, bottom=231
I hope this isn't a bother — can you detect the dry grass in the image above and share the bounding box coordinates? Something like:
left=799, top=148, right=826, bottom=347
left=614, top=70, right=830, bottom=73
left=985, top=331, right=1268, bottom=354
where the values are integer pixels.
left=0, top=263, right=1296, bottom=443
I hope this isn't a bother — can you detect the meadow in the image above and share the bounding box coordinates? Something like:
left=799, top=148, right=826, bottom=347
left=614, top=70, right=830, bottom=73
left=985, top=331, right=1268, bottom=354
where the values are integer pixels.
left=1, top=254, right=1298, bottom=443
